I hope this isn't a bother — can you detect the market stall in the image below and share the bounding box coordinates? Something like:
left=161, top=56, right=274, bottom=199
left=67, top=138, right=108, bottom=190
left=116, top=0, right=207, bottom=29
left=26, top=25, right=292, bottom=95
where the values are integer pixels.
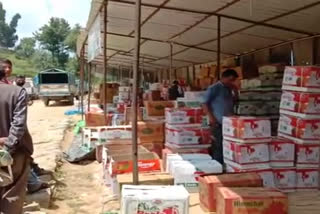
left=76, top=0, right=320, bottom=213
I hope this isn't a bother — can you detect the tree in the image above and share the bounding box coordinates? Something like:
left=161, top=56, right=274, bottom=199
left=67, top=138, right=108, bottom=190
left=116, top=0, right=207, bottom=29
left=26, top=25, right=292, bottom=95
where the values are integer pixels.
left=66, top=57, right=79, bottom=74
left=0, top=2, right=21, bottom=48
left=34, top=17, right=71, bottom=68
left=64, top=24, right=81, bottom=53
left=15, top=37, right=36, bottom=58
left=31, top=49, right=57, bottom=71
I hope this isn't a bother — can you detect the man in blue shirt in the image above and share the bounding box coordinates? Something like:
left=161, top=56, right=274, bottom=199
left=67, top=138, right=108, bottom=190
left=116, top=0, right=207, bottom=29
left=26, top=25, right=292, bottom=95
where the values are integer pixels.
left=203, top=69, right=239, bottom=165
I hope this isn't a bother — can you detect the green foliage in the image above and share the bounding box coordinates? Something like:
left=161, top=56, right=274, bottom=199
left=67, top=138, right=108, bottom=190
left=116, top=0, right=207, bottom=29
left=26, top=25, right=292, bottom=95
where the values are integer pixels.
left=0, top=2, right=21, bottom=48
left=34, top=17, right=71, bottom=68
left=0, top=48, right=37, bottom=77
left=64, top=24, right=81, bottom=53
left=31, top=49, right=57, bottom=71
left=15, top=37, right=36, bottom=58
left=65, top=56, right=79, bottom=74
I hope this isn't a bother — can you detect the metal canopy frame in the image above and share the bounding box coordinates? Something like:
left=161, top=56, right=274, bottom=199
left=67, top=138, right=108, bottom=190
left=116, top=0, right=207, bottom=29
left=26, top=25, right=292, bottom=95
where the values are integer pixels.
left=78, top=0, right=320, bottom=184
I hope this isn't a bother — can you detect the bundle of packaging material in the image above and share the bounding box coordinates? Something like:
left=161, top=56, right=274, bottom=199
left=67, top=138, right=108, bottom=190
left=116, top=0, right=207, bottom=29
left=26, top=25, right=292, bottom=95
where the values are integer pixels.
left=216, top=187, right=288, bottom=214
left=175, top=98, right=202, bottom=108
left=235, top=100, right=280, bottom=116
left=121, top=185, right=189, bottom=214
left=238, top=90, right=282, bottom=101
left=170, top=159, right=222, bottom=193
left=166, top=124, right=210, bottom=145
left=241, top=78, right=282, bottom=89
left=269, top=137, right=295, bottom=167
left=165, top=153, right=212, bottom=173
left=277, top=66, right=320, bottom=191
left=223, top=116, right=275, bottom=188
left=199, top=173, right=263, bottom=212
left=165, top=108, right=204, bottom=124
left=98, top=125, right=132, bottom=145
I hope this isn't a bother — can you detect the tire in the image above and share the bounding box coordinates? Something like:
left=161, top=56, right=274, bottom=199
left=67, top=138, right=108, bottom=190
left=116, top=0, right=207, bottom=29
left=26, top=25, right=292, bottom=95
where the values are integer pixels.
left=44, top=99, right=50, bottom=107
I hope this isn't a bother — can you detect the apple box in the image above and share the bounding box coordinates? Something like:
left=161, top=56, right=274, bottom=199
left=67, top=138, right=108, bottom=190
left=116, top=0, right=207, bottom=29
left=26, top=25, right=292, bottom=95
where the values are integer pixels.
left=295, top=142, right=320, bottom=167
left=282, top=66, right=320, bottom=92
left=278, top=114, right=320, bottom=140
left=296, top=168, right=319, bottom=190
left=223, top=140, right=269, bottom=164
left=121, top=185, right=189, bottom=214
left=166, top=124, right=210, bottom=145
left=280, top=91, right=320, bottom=118
left=273, top=168, right=297, bottom=192
left=199, top=173, right=263, bottom=212
left=269, top=137, right=295, bottom=167
left=165, top=108, right=204, bottom=125
left=223, top=116, right=271, bottom=142
left=216, top=187, right=288, bottom=214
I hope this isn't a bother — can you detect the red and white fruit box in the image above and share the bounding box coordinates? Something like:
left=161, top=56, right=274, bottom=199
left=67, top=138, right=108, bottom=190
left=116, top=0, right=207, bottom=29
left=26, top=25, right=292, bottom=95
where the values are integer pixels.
left=296, top=168, right=319, bottom=190
left=273, top=167, right=297, bottom=192
left=121, top=185, right=189, bottom=214
left=223, top=140, right=269, bottom=164
left=282, top=66, right=320, bottom=92
left=269, top=137, right=295, bottom=167
left=165, top=107, right=204, bottom=125
left=225, top=159, right=275, bottom=188
left=278, top=115, right=320, bottom=142
left=223, top=116, right=271, bottom=143
left=280, top=91, right=320, bottom=118
left=296, top=142, right=320, bottom=167
left=165, top=124, right=210, bottom=145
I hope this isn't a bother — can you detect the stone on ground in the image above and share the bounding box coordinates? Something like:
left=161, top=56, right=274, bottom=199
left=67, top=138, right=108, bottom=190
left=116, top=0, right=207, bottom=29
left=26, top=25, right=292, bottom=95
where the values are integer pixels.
left=25, top=188, right=51, bottom=209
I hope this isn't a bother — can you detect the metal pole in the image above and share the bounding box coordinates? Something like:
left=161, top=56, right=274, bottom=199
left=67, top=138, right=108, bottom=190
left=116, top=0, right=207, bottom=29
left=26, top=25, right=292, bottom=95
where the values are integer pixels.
left=217, top=15, right=221, bottom=80
left=103, top=0, right=108, bottom=124
left=88, top=63, right=92, bottom=112
left=132, top=0, right=141, bottom=185
left=170, top=43, right=173, bottom=83
left=80, top=48, right=85, bottom=120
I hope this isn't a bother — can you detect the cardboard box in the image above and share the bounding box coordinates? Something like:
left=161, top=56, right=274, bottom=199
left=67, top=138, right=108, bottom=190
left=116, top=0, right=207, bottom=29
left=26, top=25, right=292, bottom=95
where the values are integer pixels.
left=171, top=160, right=223, bottom=193
left=184, top=91, right=206, bottom=102
left=223, top=116, right=271, bottom=142
left=216, top=187, right=288, bottom=214
left=99, top=125, right=132, bottom=144
left=225, top=160, right=275, bottom=188
left=85, top=112, right=112, bottom=127
left=110, top=152, right=161, bottom=175
left=121, top=185, right=189, bottom=214
left=147, top=90, right=162, bottom=101
left=269, top=137, right=295, bottom=167
left=280, top=91, right=320, bottom=118
left=139, top=140, right=164, bottom=158
left=166, top=124, right=210, bottom=145
left=295, top=142, right=320, bottom=167
left=259, top=64, right=285, bottom=74
left=278, top=115, right=320, bottom=141
left=124, top=106, right=143, bottom=123
left=117, top=173, right=174, bottom=194
left=144, top=101, right=175, bottom=117
left=282, top=66, right=320, bottom=92
left=138, top=121, right=164, bottom=140
left=273, top=167, right=297, bottom=192
left=166, top=153, right=212, bottom=173
left=296, top=168, right=319, bottom=190
left=99, top=83, right=119, bottom=104
left=175, top=99, right=202, bottom=108
left=199, top=173, right=263, bottom=212
left=165, top=108, right=204, bottom=125
left=223, top=140, right=269, bottom=164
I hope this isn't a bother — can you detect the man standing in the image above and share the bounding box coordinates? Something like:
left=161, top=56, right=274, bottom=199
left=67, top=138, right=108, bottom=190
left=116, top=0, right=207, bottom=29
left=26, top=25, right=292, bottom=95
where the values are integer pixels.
left=169, top=80, right=184, bottom=100
left=0, top=64, right=33, bottom=213
left=203, top=69, right=239, bottom=165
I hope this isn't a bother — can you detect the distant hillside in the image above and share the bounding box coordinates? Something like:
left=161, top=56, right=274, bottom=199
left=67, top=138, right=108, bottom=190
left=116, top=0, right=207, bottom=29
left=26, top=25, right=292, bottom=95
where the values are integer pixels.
left=0, top=48, right=37, bottom=77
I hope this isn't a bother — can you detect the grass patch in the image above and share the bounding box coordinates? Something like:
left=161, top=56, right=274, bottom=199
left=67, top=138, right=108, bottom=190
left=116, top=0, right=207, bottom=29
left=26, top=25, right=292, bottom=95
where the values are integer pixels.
left=0, top=48, right=37, bottom=77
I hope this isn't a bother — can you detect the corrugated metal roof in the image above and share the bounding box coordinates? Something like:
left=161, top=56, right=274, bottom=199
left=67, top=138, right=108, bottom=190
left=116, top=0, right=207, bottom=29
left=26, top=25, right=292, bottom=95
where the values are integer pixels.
left=77, top=0, right=320, bottom=71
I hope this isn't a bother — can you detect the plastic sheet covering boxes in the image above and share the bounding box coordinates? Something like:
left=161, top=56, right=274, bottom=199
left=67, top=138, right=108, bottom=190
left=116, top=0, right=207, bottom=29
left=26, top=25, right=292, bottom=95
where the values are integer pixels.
left=216, top=187, right=288, bottom=214
left=199, top=173, right=263, bottom=212
left=121, top=185, right=189, bottom=214
left=278, top=66, right=320, bottom=191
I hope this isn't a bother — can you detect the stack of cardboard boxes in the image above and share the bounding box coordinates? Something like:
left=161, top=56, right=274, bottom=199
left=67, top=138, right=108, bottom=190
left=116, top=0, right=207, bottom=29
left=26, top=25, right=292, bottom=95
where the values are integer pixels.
left=277, top=66, right=320, bottom=191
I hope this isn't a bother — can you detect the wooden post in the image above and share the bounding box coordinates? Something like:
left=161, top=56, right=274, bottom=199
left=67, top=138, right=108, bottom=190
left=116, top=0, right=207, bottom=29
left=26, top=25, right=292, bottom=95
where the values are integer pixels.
left=170, top=43, right=173, bottom=83
left=217, top=15, right=221, bottom=80
left=80, top=48, right=85, bottom=120
left=132, top=0, right=141, bottom=185
left=103, top=0, right=108, bottom=124
left=88, top=63, right=92, bottom=112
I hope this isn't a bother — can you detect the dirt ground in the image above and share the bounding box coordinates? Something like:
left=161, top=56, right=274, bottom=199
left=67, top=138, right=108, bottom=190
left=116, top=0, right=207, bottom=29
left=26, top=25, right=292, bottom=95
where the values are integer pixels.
left=28, top=100, right=103, bottom=214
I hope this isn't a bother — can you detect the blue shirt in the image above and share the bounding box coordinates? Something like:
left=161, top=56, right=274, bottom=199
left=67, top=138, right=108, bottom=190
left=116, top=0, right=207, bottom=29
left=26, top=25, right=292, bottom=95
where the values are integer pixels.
left=203, top=81, right=234, bottom=124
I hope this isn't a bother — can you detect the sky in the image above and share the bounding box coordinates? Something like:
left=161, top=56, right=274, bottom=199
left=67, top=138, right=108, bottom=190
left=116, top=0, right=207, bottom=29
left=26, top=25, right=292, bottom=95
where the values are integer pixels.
left=1, top=0, right=91, bottom=39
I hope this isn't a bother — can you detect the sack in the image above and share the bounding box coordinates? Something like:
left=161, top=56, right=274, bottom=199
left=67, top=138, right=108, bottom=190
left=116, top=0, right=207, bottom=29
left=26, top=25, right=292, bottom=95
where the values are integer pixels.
left=63, top=135, right=96, bottom=163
